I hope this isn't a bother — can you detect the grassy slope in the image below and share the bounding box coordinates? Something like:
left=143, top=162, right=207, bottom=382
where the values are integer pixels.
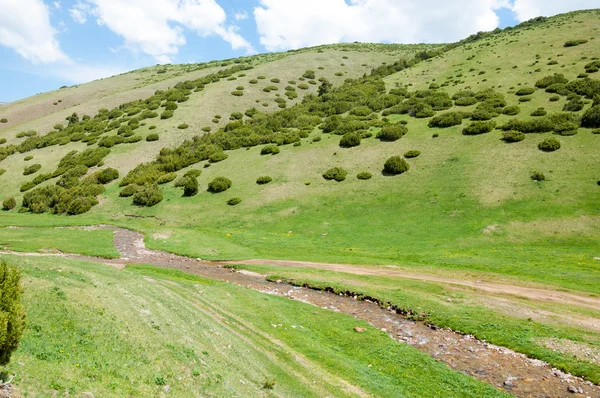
left=2, top=255, right=503, bottom=397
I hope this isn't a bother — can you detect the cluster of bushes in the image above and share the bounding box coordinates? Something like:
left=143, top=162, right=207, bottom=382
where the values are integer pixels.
left=585, top=61, right=600, bottom=74
left=23, top=164, right=41, bottom=175
left=582, top=105, right=600, bottom=128
left=323, top=167, right=347, bottom=182
left=535, top=73, right=569, bottom=89
left=261, top=145, right=280, bottom=155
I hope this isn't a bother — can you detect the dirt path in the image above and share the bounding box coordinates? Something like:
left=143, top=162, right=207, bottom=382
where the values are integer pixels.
left=3, top=225, right=600, bottom=397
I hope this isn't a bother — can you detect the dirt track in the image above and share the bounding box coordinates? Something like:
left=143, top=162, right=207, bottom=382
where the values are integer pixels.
left=3, top=225, right=600, bottom=397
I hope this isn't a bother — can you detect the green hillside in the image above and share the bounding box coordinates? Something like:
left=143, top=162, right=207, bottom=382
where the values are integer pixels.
left=1, top=8, right=600, bottom=395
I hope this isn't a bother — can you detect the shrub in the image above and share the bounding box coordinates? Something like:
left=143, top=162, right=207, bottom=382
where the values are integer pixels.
left=263, top=86, right=278, bottom=93
left=554, top=122, right=578, bottom=135
left=531, top=108, right=547, bottom=117
left=119, top=185, right=139, bottom=197
left=249, top=79, right=258, bottom=84
left=519, top=96, right=532, bottom=102
left=0, top=118, right=7, bottom=123
left=592, top=129, right=600, bottom=135
left=404, top=150, right=421, bottom=158
left=323, top=167, right=348, bottom=182
left=270, top=78, right=280, bottom=83
left=160, top=110, right=174, bottom=119
left=303, top=70, right=316, bottom=79
left=462, top=121, right=496, bottom=135
left=530, top=171, right=546, bottom=181
left=231, top=90, right=244, bottom=96
left=257, top=76, right=266, bottom=80
left=157, top=172, right=177, bottom=184
left=164, top=101, right=178, bottom=111
left=132, top=184, right=163, bottom=206
left=0, top=169, right=5, bottom=176
left=349, top=106, right=373, bottom=117
left=23, top=164, right=41, bottom=175
left=184, top=169, right=202, bottom=178
left=470, top=109, right=496, bottom=121
left=298, top=83, right=309, bottom=90
left=256, top=176, right=273, bottom=185
left=502, top=105, right=520, bottom=115
left=584, top=61, right=600, bottom=73
left=383, top=156, right=409, bottom=175
left=146, top=133, right=159, bottom=142
left=549, top=95, right=560, bottom=102
left=454, top=96, right=478, bottom=106
left=357, top=172, right=372, bottom=180
left=376, top=125, right=407, bottom=141
left=260, top=145, right=280, bottom=155
left=515, top=88, right=535, bottom=96
left=230, top=112, right=243, bottom=120
left=208, top=177, right=232, bottom=193
left=0, top=138, right=6, bottom=145
left=535, top=73, right=569, bottom=88
left=582, top=106, right=600, bottom=128
left=0, top=260, right=26, bottom=366
left=564, top=39, right=588, bottom=47
left=209, top=151, right=228, bottom=163
left=178, top=123, right=189, bottom=130
left=95, top=168, right=119, bottom=184
left=538, top=137, right=561, bottom=152
left=227, top=197, right=242, bottom=206
left=182, top=176, right=198, bottom=196
left=563, top=97, right=585, bottom=112
left=2, top=197, right=16, bottom=211
left=24, top=156, right=33, bottom=161
left=428, top=112, right=464, bottom=128
left=339, top=132, right=361, bottom=148
left=501, top=130, right=525, bottom=143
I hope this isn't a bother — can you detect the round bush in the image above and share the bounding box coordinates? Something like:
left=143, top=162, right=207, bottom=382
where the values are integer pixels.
left=383, top=156, right=410, bottom=175
left=146, top=133, right=159, bottom=141
left=501, top=130, right=525, bottom=143
left=256, top=176, right=273, bottom=185
left=515, top=87, right=535, bottom=96
left=133, top=184, right=163, bottom=206
left=404, top=150, right=421, bottom=158
left=530, top=171, right=545, bottom=181
left=260, top=145, right=280, bottom=155
left=208, top=177, right=232, bottom=193
left=227, top=197, right=242, bottom=206
left=549, top=95, right=560, bottom=102
left=376, top=125, right=408, bottom=141
left=582, top=106, right=600, bottom=128
left=119, top=185, right=139, bottom=197
left=178, top=123, right=189, bottom=129
left=160, top=110, right=174, bottom=119
left=502, top=105, right=520, bottom=115
left=184, top=169, right=202, bottom=178
left=592, top=129, right=600, bottom=135
left=339, top=132, right=361, bottom=148
left=182, top=176, right=198, bottom=197
left=518, top=96, right=532, bottom=102
left=322, top=167, right=348, bottom=182
left=164, top=101, right=178, bottom=111
left=530, top=108, right=547, bottom=117
left=96, top=168, right=119, bottom=184
left=462, top=121, right=496, bottom=135
left=157, top=172, right=177, bottom=184
left=454, top=96, right=478, bottom=106
left=349, top=106, right=372, bottom=117
left=357, top=172, right=372, bottom=180
left=0, top=118, right=7, bottom=123
left=2, top=197, right=16, bottom=211
left=270, top=78, right=280, bottom=83
left=428, top=112, right=464, bottom=128
left=538, top=137, right=561, bottom=152
left=231, top=90, right=244, bottom=97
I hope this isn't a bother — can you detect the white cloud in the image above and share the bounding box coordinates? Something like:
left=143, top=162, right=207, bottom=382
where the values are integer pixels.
left=234, top=11, right=248, bottom=21
left=49, top=62, right=129, bottom=83
left=69, top=1, right=90, bottom=24
left=510, top=0, right=600, bottom=21
left=53, top=1, right=61, bottom=9
left=0, top=0, right=68, bottom=63
left=74, top=0, right=254, bottom=62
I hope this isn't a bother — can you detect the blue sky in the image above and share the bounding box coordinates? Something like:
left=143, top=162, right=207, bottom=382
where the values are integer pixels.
left=0, top=0, right=595, bottom=102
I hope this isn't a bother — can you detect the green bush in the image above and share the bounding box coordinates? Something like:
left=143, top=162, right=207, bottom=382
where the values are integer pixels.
left=535, top=73, right=569, bottom=88
left=518, top=96, right=532, bottom=102
left=531, top=108, right=547, bottom=117
left=357, top=172, right=372, bottom=180
left=323, top=167, right=348, bottom=182
left=182, top=176, right=198, bottom=196
left=263, top=86, right=278, bottom=93
left=184, top=169, right=202, bottom=178
left=563, top=97, right=585, bottom=112
left=454, top=96, right=478, bottom=106
left=538, top=137, right=561, bottom=152
left=270, top=78, right=280, bottom=83
left=554, top=122, right=578, bottom=135
left=256, top=176, right=273, bottom=185
left=303, top=70, right=315, bottom=79
left=0, top=138, right=6, bottom=145
left=260, top=145, right=280, bottom=155
left=564, top=39, right=588, bottom=47
left=160, top=110, right=174, bottom=119
left=376, top=125, right=407, bottom=141
left=462, top=121, right=496, bottom=135
left=502, top=105, right=520, bottom=115
left=23, top=164, right=41, bottom=175
left=404, top=150, right=421, bottom=158
left=230, top=112, right=243, bottom=120
left=209, top=152, right=228, bottom=163
left=0, top=118, right=7, bottom=123
left=530, top=171, right=546, bottom=181
left=298, top=83, right=309, bottom=90
left=592, top=129, right=600, bottom=135
left=227, top=197, right=242, bottom=206
left=582, top=106, right=600, bottom=128
left=178, top=123, right=189, bottom=129
left=549, top=95, right=560, bottom=102
left=2, top=197, right=16, bottom=211
left=584, top=61, right=600, bottom=73
left=95, top=168, right=119, bottom=184
left=249, top=79, right=258, bottom=84
left=349, top=106, right=372, bottom=117
left=157, top=172, right=177, bottom=184
left=339, top=132, right=361, bottom=148
left=428, top=111, right=465, bottom=128
left=146, top=133, right=159, bottom=141
left=208, top=177, right=232, bottom=193
left=383, top=156, right=409, bottom=175
left=231, top=90, right=244, bottom=96
left=501, top=130, right=525, bottom=143
left=0, top=260, right=26, bottom=366
left=0, top=169, right=5, bottom=176
left=164, top=101, right=178, bottom=111
left=470, top=109, right=496, bottom=121
left=132, top=184, right=163, bottom=206
left=119, top=185, right=139, bottom=197
left=515, top=87, right=535, bottom=96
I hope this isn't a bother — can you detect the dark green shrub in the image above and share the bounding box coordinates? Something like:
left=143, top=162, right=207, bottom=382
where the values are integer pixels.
left=383, top=156, right=409, bottom=175
left=230, top=112, right=243, bottom=120
left=303, top=70, right=315, bottom=79
left=582, top=106, right=600, bottom=128
left=182, top=176, right=198, bottom=196
left=454, top=96, right=478, bottom=106
left=260, top=145, right=280, bottom=155
left=584, top=61, right=600, bottom=73
left=564, top=39, right=588, bottom=47
left=428, top=112, right=465, bottom=128
left=376, top=125, right=407, bottom=141
left=549, top=95, right=560, bottom=102
left=515, top=87, right=535, bottom=96
left=501, top=131, right=525, bottom=143
left=119, top=185, right=139, bottom=197
left=538, top=137, right=561, bottom=152
left=178, top=123, right=189, bottom=129
left=530, top=171, right=545, bottom=181
left=257, top=76, right=266, bottom=80
left=519, top=96, right=532, bottom=102
left=208, top=177, right=232, bottom=193
left=160, top=110, right=174, bottom=119
left=357, top=172, right=372, bottom=180
left=256, top=176, right=273, bottom=185
left=202, top=126, right=211, bottom=132
left=157, top=172, right=177, bottom=184
left=249, top=79, right=258, bottom=84
left=16, top=130, right=37, bottom=138
left=470, top=109, right=496, bottom=121
left=0, top=260, right=26, bottom=366
left=554, top=122, right=578, bottom=135
left=0, top=138, right=6, bottom=145
left=502, top=105, right=520, bottom=115
left=209, top=152, right=228, bottom=163
left=164, top=101, right=178, bottom=111
left=0, top=169, right=5, bottom=176
left=535, top=73, right=569, bottom=88
left=23, top=164, right=41, bottom=175
left=312, top=136, right=322, bottom=142
left=95, top=168, right=119, bottom=184
left=349, top=106, right=372, bottom=117
left=270, top=78, right=280, bottom=83
left=227, top=197, right=242, bottom=206
left=462, top=121, right=496, bottom=135
left=339, top=132, right=361, bottom=148
left=323, top=167, right=347, bottom=182
left=298, top=83, right=309, bottom=90
left=231, top=90, right=244, bottom=96
left=132, top=184, right=163, bottom=206
left=404, top=150, right=421, bottom=158
left=563, top=97, right=585, bottom=112
left=263, top=85, right=278, bottom=92
left=530, top=108, right=547, bottom=117
left=184, top=169, right=202, bottom=178
left=0, top=118, right=7, bottom=123
left=2, top=197, right=16, bottom=211
left=146, top=133, right=159, bottom=141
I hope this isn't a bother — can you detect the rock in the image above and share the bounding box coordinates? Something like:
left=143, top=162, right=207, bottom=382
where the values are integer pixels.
left=354, top=327, right=367, bottom=333
left=567, top=385, right=577, bottom=393
left=503, top=380, right=514, bottom=388
left=163, top=385, right=171, bottom=394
